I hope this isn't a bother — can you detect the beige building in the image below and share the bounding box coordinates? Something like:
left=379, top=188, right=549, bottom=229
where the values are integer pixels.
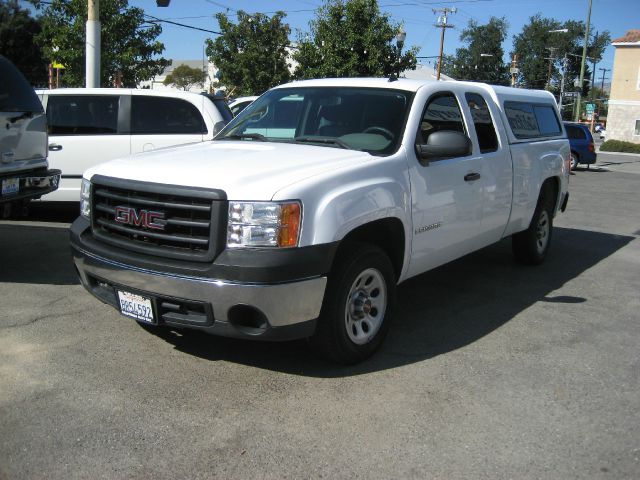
left=607, top=29, right=640, bottom=143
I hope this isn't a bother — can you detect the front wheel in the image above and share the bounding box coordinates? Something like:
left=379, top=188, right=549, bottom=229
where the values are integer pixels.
left=311, top=243, right=396, bottom=364
left=512, top=186, right=554, bottom=265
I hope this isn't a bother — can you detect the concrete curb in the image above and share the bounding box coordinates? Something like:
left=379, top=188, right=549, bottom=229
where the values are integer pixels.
left=595, top=150, right=640, bottom=157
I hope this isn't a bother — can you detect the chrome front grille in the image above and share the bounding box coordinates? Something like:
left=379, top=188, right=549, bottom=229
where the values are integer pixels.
left=90, top=176, right=226, bottom=261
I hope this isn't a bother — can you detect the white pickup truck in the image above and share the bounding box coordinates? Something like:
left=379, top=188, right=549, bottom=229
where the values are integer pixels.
left=70, top=78, right=569, bottom=364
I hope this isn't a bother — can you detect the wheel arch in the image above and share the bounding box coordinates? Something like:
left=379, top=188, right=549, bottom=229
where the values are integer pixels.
left=333, top=217, right=406, bottom=283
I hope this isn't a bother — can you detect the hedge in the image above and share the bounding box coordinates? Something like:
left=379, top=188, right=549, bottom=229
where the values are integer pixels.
left=599, top=140, right=640, bottom=154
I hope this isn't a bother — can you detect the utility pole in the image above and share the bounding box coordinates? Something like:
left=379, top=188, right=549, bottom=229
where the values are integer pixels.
left=558, top=54, right=567, bottom=115
left=599, top=67, right=610, bottom=93
left=574, top=0, right=593, bottom=122
left=510, top=54, right=519, bottom=87
left=433, top=7, right=456, bottom=80
left=545, top=47, right=558, bottom=90
left=86, top=0, right=100, bottom=88
left=590, top=31, right=598, bottom=99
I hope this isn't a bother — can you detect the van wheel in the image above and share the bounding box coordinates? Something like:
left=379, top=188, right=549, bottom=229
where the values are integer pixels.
left=512, top=185, right=554, bottom=265
left=570, top=152, right=579, bottom=170
left=312, top=243, right=395, bottom=365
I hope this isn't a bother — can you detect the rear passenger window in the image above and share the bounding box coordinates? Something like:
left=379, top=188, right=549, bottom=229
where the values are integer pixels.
left=418, top=92, right=465, bottom=144
left=131, top=96, right=206, bottom=135
left=505, top=101, right=561, bottom=139
left=465, top=93, right=498, bottom=153
left=47, top=95, right=119, bottom=135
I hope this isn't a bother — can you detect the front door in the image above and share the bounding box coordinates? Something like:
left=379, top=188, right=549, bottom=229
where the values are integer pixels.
left=407, top=91, right=485, bottom=277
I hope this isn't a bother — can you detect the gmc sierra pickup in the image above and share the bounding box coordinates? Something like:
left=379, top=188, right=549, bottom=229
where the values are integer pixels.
left=70, top=78, right=569, bottom=364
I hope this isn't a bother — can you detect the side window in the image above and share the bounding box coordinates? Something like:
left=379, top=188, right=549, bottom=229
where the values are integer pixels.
left=505, top=101, right=562, bottom=139
left=47, top=95, right=119, bottom=135
left=465, top=92, right=498, bottom=153
left=534, top=105, right=561, bottom=135
left=131, top=96, right=206, bottom=135
left=417, top=92, right=465, bottom=145
left=565, top=125, right=586, bottom=140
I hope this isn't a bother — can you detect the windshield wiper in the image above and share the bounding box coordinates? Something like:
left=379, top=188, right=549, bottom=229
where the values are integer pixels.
left=222, top=133, right=267, bottom=142
left=294, top=136, right=351, bottom=149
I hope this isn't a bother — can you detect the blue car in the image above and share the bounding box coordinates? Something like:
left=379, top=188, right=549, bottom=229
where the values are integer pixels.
left=564, top=122, right=597, bottom=170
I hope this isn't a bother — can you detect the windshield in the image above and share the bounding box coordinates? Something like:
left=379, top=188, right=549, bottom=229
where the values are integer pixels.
left=216, top=86, right=414, bottom=156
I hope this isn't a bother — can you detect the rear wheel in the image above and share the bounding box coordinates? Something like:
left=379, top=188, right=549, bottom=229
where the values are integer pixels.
left=570, top=152, right=579, bottom=170
left=312, top=243, right=395, bottom=365
left=512, top=184, right=554, bottom=265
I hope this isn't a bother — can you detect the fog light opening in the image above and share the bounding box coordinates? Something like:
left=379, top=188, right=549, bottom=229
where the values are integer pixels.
left=227, top=304, right=269, bottom=333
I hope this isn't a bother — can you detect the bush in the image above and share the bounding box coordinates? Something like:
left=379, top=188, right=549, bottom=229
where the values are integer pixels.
left=600, top=140, right=640, bottom=154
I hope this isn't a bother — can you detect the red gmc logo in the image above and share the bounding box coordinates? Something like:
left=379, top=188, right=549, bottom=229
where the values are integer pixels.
left=114, top=206, right=166, bottom=230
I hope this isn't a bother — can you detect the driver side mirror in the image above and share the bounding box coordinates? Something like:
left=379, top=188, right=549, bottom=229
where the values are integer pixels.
left=416, top=130, right=472, bottom=166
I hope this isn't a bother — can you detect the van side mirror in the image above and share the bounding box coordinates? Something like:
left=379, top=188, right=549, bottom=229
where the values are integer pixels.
left=416, top=130, right=473, bottom=166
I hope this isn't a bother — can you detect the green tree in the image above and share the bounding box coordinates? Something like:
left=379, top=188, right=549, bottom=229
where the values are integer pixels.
left=205, top=11, right=291, bottom=97
left=163, top=64, right=203, bottom=91
left=442, top=17, right=509, bottom=85
left=35, top=0, right=170, bottom=87
left=293, top=0, right=418, bottom=79
left=512, top=14, right=610, bottom=96
left=0, top=0, right=48, bottom=86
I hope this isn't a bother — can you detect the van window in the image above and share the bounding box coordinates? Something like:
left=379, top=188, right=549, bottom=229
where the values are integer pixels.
left=504, top=101, right=561, bottom=139
left=47, top=95, right=119, bottom=135
left=418, top=92, right=465, bottom=145
left=465, top=92, right=498, bottom=153
left=565, top=125, right=586, bottom=140
left=131, top=96, right=206, bottom=135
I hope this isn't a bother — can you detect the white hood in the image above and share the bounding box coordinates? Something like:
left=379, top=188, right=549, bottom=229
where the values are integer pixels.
left=85, top=140, right=371, bottom=200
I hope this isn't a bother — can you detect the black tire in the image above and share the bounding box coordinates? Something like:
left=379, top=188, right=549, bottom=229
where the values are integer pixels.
left=512, top=184, right=554, bottom=265
left=570, top=152, right=579, bottom=170
left=311, top=243, right=396, bottom=365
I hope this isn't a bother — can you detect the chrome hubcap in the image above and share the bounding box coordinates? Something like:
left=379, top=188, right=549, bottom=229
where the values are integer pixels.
left=536, top=210, right=550, bottom=254
left=345, top=268, right=386, bottom=345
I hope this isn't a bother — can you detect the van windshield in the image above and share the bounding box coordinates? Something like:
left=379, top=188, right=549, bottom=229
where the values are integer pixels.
left=216, top=87, right=413, bottom=156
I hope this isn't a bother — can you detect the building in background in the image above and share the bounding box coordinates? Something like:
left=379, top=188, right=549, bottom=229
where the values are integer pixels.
left=139, top=59, right=218, bottom=93
left=607, top=29, right=640, bottom=143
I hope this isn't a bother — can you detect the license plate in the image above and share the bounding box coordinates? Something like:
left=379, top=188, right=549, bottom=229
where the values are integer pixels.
left=1, top=178, right=19, bottom=196
left=117, top=290, right=155, bottom=323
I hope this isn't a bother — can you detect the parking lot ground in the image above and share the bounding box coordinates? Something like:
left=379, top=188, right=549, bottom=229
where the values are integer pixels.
left=1, top=168, right=639, bottom=479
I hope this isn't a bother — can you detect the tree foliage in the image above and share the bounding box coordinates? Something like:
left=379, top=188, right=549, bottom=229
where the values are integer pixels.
left=511, top=14, right=610, bottom=95
left=0, top=0, right=48, bottom=86
left=293, top=0, right=418, bottom=79
left=205, top=11, right=291, bottom=97
left=34, top=0, right=170, bottom=87
left=163, top=64, right=203, bottom=91
left=441, top=17, right=509, bottom=85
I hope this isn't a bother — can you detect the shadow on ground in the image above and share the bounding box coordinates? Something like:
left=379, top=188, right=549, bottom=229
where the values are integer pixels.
left=144, top=227, right=635, bottom=377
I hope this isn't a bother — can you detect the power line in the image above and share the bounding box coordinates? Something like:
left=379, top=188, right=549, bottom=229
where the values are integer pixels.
left=433, top=7, right=456, bottom=80
left=143, top=14, right=221, bottom=35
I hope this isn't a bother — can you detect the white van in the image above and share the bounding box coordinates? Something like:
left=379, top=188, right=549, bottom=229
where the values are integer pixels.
left=36, top=88, right=233, bottom=202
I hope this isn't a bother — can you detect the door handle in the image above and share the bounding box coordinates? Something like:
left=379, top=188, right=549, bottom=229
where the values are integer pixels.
left=49, top=144, right=63, bottom=151
left=464, top=172, right=480, bottom=182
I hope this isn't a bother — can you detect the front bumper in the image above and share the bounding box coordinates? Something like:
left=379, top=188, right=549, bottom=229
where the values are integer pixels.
left=0, top=168, right=61, bottom=204
left=71, top=220, right=331, bottom=341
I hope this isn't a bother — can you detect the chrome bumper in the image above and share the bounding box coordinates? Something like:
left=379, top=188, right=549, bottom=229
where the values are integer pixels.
left=73, top=247, right=327, bottom=329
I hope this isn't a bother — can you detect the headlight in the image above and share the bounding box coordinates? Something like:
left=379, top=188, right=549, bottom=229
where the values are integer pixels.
left=80, top=179, right=91, bottom=219
left=227, top=201, right=301, bottom=248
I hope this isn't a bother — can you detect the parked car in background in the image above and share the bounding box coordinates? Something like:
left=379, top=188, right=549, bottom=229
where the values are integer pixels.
left=228, top=96, right=258, bottom=116
left=35, top=88, right=233, bottom=202
left=564, top=121, right=596, bottom=170
left=0, top=55, right=60, bottom=216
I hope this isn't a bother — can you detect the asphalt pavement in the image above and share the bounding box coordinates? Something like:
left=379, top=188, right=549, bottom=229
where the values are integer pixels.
left=1, top=158, right=639, bottom=479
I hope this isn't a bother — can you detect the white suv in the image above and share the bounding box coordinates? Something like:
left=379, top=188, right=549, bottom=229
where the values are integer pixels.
left=36, top=88, right=233, bottom=202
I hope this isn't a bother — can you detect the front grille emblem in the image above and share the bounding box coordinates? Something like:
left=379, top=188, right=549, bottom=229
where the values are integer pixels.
left=114, top=206, right=166, bottom=231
